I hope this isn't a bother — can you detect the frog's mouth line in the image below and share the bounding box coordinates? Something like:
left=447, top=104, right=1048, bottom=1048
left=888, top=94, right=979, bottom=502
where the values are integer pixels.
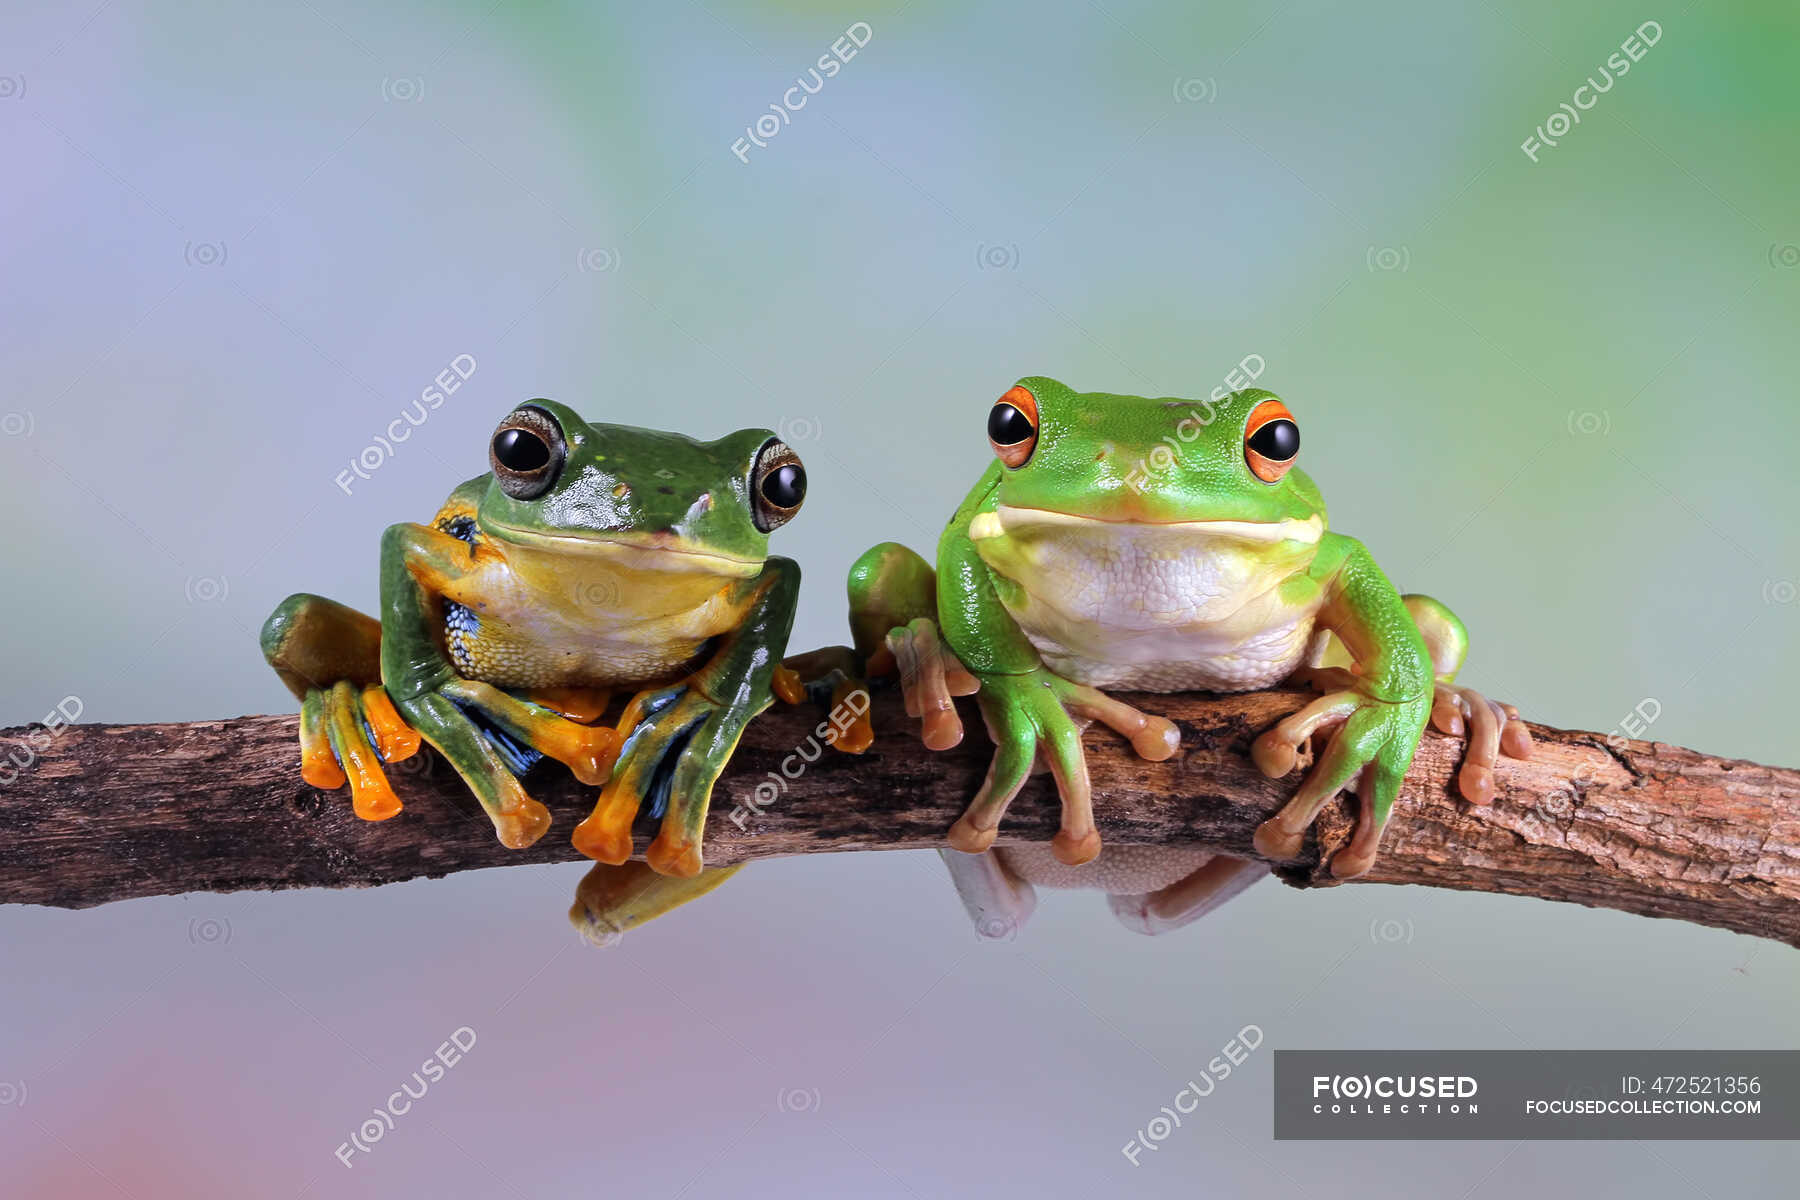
left=971, top=506, right=1326, bottom=546
left=481, top=523, right=764, bottom=576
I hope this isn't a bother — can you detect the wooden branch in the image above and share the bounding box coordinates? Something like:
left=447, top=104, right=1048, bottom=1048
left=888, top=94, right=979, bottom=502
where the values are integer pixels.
left=2, top=689, right=1797, bottom=946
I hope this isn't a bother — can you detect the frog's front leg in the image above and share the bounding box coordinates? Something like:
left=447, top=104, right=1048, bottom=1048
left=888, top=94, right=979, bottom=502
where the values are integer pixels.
left=261, top=594, right=422, bottom=820
left=1266, top=594, right=1536, bottom=813
left=379, top=522, right=612, bottom=848
left=571, top=556, right=800, bottom=877
left=1250, top=535, right=1434, bottom=879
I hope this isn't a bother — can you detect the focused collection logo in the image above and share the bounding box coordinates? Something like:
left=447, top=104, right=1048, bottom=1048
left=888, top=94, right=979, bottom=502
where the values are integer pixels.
left=1311, top=1073, right=1480, bottom=1118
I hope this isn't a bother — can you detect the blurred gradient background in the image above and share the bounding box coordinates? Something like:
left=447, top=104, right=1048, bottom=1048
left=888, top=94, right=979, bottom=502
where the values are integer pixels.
left=3, top=1, right=1797, bottom=1195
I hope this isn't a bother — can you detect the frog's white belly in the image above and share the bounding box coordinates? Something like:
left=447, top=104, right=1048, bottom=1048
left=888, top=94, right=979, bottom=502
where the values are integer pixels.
left=982, top=521, right=1325, bottom=694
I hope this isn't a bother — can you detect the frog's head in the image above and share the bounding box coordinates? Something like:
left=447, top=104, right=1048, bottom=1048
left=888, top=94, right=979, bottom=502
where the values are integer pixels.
left=975, top=376, right=1327, bottom=542
left=472, top=399, right=805, bottom=577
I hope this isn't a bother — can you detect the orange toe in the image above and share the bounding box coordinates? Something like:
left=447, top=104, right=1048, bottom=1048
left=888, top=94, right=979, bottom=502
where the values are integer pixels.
left=361, top=686, right=422, bottom=763
left=347, top=766, right=403, bottom=821
left=920, top=707, right=964, bottom=751
left=946, top=817, right=998, bottom=855
left=645, top=835, right=703, bottom=878
left=301, top=745, right=347, bottom=790
left=1251, top=732, right=1298, bottom=778
left=1253, top=818, right=1305, bottom=861
left=1459, top=764, right=1497, bottom=806
left=1051, top=828, right=1102, bottom=866
left=1329, top=844, right=1378, bottom=879
left=553, top=726, right=621, bottom=787
left=770, top=665, right=807, bottom=706
left=1131, top=716, right=1180, bottom=761
left=572, top=811, right=635, bottom=864
left=494, top=798, right=552, bottom=849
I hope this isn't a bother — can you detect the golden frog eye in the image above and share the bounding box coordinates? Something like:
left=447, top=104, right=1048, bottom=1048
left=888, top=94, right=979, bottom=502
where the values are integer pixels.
left=1244, top=398, right=1300, bottom=483
left=490, top=405, right=567, bottom=499
left=987, top=384, right=1039, bottom=468
left=751, top=439, right=806, bottom=532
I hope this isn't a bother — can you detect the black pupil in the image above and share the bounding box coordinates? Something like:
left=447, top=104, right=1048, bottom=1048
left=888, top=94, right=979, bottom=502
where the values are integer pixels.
left=1248, top=419, right=1300, bottom=463
left=988, top=403, right=1033, bottom=446
left=493, top=428, right=551, bottom=472
left=761, top=462, right=805, bottom=509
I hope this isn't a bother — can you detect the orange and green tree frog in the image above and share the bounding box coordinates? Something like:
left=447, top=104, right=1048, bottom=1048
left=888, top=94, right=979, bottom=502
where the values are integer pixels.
left=830, top=377, right=1533, bottom=937
left=260, top=399, right=806, bottom=926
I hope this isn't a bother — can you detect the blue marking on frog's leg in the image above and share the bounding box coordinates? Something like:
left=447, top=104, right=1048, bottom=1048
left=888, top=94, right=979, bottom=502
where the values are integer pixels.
left=448, top=698, right=547, bottom=776
left=359, top=713, right=387, bottom=763
left=644, top=720, right=703, bottom=820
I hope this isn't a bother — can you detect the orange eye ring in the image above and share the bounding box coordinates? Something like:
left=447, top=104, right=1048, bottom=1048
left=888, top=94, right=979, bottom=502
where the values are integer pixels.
left=1244, top=398, right=1300, bottom=483
left=987, top=384, right=1039, bottom=468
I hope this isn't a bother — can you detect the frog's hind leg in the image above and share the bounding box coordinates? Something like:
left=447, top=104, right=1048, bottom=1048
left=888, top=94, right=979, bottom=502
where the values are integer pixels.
left=888, top=616, right=979, bottom=751
left=569, top=861, right=743, bottom=946
left=571, top=684, right=695, bottom=866
left=1108, top=855, right=1267, bottom=937
left=777, top=542, right=970, bottom=755
left=262, top=594, right=421, bottom=821
left=315, top=681, right=420, bottom=820
left=774, top=646, right=880, bottom=754
left=856, top=543, right=977, bottom=751
left=571, top=675, right=743, bottom=878
left=1403, top=595, right=1535, bottom=806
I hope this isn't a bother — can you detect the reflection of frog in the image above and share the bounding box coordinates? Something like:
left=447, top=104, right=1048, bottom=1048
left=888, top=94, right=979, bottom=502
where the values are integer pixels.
left=825, top=377, right=1532, bottom=936
left=261, top=400, right=807, bottom=930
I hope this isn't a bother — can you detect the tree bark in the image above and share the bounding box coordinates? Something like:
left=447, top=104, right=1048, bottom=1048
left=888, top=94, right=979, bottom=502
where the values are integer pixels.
left=1, top=689, right=1796, bottom=946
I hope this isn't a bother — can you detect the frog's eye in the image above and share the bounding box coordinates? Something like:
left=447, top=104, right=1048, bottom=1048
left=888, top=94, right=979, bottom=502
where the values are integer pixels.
left=987, top=384, right=1039, bottom=469
left=1244, top=398, right=1300, bottom=483
left=490, top=406, right=567, bottom=500
left=751, top=439, right=806, bottom=532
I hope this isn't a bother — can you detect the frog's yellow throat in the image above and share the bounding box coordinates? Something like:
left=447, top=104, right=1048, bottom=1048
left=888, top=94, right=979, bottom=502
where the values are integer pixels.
left=427, top=519, right=765, bottom=691
left=480, top=521, right=766, bottom=579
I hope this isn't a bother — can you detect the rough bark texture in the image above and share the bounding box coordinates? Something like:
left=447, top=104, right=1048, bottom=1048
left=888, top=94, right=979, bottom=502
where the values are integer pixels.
left=2, top=689, right=1796, bottom=946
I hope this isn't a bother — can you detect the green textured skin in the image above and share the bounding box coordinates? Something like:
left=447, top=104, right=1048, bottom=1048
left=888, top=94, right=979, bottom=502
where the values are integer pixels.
left=850, top=375, right=1443, bottom=846
left=934, top=461, right=1038, bottom=676
left=263, top=400, right=806, bottom=852
left=845, top=542, right=935, bottom=660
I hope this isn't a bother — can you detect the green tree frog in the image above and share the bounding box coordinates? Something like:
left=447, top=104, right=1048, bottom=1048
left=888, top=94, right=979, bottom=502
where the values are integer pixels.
left=830, top=377, right=1532, bottom=936
left=261, top=400, right=806, bottom=925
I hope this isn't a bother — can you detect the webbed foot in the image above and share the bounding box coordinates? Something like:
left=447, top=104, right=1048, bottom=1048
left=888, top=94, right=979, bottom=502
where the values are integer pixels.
left=944, top=663, right=1178, bottom=867
left=1250, top=687, right=1429, bottom=879
left=264, top=594, right=421, bottom=822
left=300, top=681, right=422, bottom=821
left=571, top=676, right=751, bottom=877
left=776, top=647, right=877, bottom=754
